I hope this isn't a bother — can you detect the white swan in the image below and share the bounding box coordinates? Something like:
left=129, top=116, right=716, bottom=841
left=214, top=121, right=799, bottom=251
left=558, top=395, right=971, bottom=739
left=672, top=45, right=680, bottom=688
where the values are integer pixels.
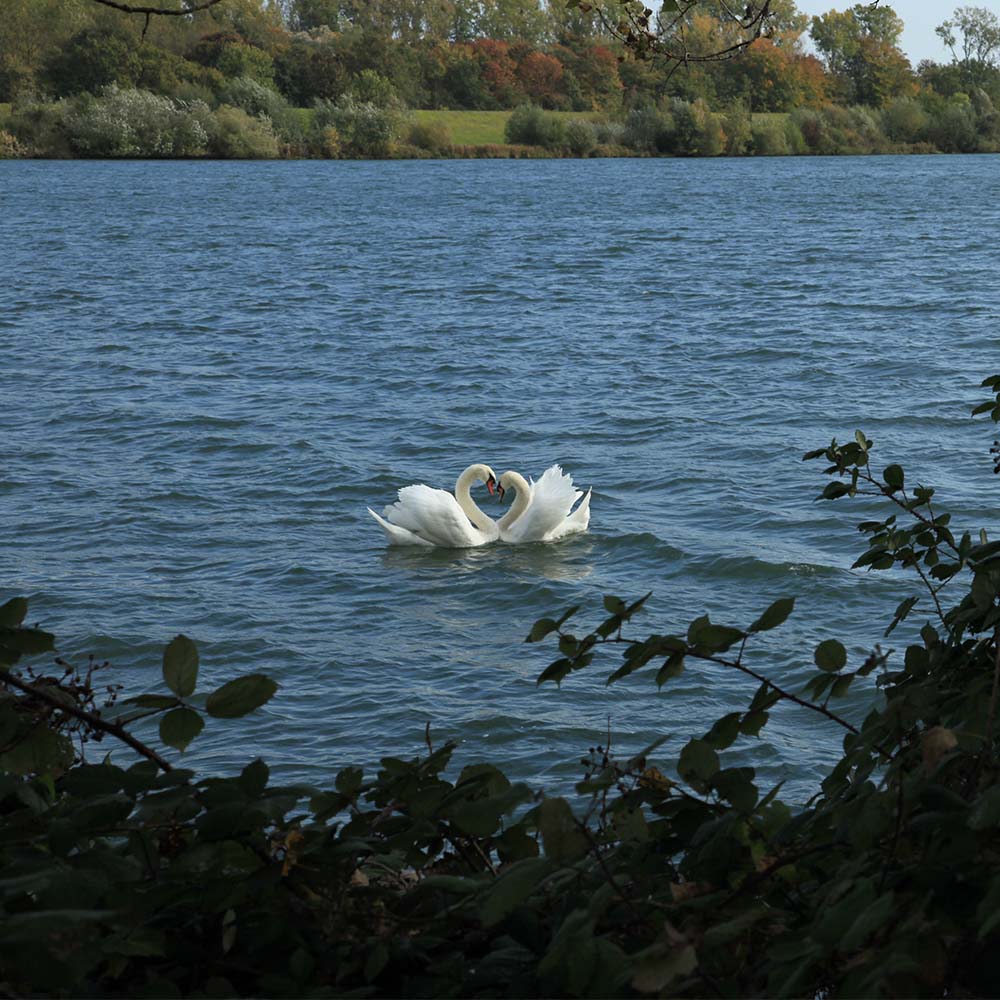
left=497, top=465, right=591, bottom=544
left=368, top=464, right=500, bottom=548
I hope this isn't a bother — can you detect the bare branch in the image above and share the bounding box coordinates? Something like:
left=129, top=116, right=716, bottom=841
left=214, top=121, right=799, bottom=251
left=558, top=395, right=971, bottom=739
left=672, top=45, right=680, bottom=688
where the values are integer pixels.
left=593, top=0, right=774, bottom=66
left=87, top=0, right=226, bottom=16
left=0, top=667, right=173, bottom=773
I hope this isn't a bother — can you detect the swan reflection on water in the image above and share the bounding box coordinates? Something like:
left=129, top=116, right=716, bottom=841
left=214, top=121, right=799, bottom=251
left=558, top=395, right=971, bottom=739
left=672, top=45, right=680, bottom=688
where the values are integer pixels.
left=380, top=533, right=596, bottom=582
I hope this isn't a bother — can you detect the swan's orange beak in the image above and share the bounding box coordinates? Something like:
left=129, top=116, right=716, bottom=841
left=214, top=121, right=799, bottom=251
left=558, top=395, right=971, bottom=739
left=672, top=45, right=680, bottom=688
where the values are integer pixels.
left=486, top=476, right=496, bottom=496
left=496, top=483, right=506, bottom=502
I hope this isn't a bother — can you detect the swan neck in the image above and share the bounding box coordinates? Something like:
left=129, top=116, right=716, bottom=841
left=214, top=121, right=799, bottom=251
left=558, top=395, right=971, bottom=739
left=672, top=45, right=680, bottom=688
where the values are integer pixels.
left=455, top=466, right=495, bottom=534
left=498, top=472, right=531, bottom=531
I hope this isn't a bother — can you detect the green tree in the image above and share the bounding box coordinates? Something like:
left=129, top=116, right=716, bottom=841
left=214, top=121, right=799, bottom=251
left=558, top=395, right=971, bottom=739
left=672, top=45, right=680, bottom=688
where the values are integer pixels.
left=0, top=0, right=91, bottom=100
left=936, top=5, right=1000, bottom=89
left=811, top=3, right=914, bottom=106
left=45, top=26, right=142, bottom=97
left=348, top=68, right=400, bottom=107
left=274, top=38, right=349, bottom=106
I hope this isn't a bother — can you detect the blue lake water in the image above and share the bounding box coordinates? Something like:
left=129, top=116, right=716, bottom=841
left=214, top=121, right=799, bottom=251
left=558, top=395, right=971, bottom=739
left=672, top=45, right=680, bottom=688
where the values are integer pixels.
left=3, top=155, right=999, bottom=801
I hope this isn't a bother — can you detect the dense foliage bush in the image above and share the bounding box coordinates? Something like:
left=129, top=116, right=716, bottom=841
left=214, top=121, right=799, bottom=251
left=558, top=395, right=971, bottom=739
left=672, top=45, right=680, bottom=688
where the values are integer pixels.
left=6, top=379, right=1000, bottom=996
left=620, top=105, right=673, bottom=153
left=216, top=75, right=288, bottom=121
left=723, top=102, right=753, bottom=155
left=928, top=96, right=979, bottom=152
left=407, top=119, right=453, bottom=153
left=882, top=96, right=930, bottom=143
left=206, top=105, right=281, bottom=158
left=313, top=95, right=405, bottom=157
left=63, top=87, right=210, bottom=158
left=0, top=130, right=25, bottom=159
left=215, top=76, right=305, bottom=146
left=504, top=103, right=566, bottom=148
left=750, top=118, right=789, bottom=155
left=564, top=118, right=597, bottom=156
left=7, top=100, right=74, bottom=158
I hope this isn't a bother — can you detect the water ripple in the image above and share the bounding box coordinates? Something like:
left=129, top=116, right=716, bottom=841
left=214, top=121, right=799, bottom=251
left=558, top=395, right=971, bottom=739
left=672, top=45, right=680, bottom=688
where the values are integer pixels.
left=4, top=156, right=1000, bottom=803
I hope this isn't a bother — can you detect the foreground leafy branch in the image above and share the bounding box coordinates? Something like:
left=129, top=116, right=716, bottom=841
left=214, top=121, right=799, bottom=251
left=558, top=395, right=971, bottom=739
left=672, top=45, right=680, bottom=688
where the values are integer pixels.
left=3, top=376, right=1000, bottom=996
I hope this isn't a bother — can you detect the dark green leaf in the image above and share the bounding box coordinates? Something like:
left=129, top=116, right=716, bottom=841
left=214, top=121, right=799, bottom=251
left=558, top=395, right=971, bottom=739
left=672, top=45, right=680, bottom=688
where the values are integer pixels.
left=740, top=711, right=769, bottom=736
left=692, top=623, right=744, bottom=653
left=0, top=626, right=55, bottom=661
left=677, top=739, right=719, bottom=784
left=205, top=674, right=278, bottom=718
left=0, top=598, right=27, bottom=627
left=829, top=675, right=853, bottom=698
left=711, top=767, right=757, bottom=812
left=526, top=618, right=558, bottom=643
left=815, top=639, right=847, bottom=672
left=820, top=481, right=851, bottom=500
left=481, top=857, right=551, bottom=927
left=749, top=597, right=795, bottom=633
left=162, top=635, right=198, bottom=698
left=655, top=653, right=685, bottom=687
left=704, top=713, right=741, bottom=751
left=537, top=658, right=573, bottom=686
left=885, top=596, right=919, bottom=637
left=336, top=766, right=363, bottom=796
left=239, top=758, right=269, bottom=797
left=883, top=464, right=904, bottom=489
left=159, top=708, right=203, bottom=752
left=537, top=797, right=587, bottom=863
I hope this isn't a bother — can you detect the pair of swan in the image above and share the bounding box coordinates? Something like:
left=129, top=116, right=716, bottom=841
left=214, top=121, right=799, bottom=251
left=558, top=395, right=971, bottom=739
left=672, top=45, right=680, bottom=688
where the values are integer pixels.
left=367, top=464, right=591, bottom=548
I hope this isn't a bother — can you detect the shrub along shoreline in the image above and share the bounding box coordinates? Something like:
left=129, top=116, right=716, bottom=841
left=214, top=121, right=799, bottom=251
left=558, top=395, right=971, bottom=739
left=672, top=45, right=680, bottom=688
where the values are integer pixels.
left=2, top=85, right=997, bottom=160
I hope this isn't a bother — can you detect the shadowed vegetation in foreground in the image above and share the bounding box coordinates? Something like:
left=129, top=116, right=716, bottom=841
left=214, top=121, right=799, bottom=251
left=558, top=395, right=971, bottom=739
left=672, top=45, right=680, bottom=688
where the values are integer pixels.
left=4, top=377, right=1000, bottom=995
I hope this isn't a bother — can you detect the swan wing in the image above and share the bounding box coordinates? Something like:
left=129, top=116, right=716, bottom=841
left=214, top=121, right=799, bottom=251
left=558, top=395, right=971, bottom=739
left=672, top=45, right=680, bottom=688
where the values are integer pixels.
left=505, top=465, right=579, bottom=543
left=384, top=484, right=488, bottom=548
left=367, top=507, right=435, bottom=547
left=545, top=487, right=591, bottom=541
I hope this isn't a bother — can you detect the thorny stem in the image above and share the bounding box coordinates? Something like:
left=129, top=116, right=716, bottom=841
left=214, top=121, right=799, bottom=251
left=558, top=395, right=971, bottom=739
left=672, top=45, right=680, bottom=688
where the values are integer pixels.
left=710, top=653, right=867, bottom=740
left=604, top=636, right=869, bottom=744
left=858, top=463, right=961, bottom=557
left=0, top=667, right=173, bottom=772
left=911, top=558, right=947, bottom=624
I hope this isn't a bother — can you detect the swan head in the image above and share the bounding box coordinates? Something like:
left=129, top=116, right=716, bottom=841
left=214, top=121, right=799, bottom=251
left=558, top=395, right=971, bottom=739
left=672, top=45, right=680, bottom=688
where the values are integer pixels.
left=496, top=470, right=526, bottom=503
left=466, top=463, right=497, bottom=496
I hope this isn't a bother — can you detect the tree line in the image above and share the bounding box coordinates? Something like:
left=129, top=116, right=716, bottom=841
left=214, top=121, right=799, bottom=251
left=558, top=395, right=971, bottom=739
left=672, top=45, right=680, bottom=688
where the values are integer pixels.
left=3, top=0, right=1000, bottom=157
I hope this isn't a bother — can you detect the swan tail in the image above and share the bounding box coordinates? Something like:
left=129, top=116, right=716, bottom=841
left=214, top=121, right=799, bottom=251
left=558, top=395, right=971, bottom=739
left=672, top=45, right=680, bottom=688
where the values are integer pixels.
left=367, top=507, right=433, bottom=547
left=549, top=488, right=591, bottom=540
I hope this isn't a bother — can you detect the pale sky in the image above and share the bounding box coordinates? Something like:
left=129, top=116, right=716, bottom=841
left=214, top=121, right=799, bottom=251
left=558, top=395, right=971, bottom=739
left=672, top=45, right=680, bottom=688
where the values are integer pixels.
left=794, top=1, right=1000, bottom=66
